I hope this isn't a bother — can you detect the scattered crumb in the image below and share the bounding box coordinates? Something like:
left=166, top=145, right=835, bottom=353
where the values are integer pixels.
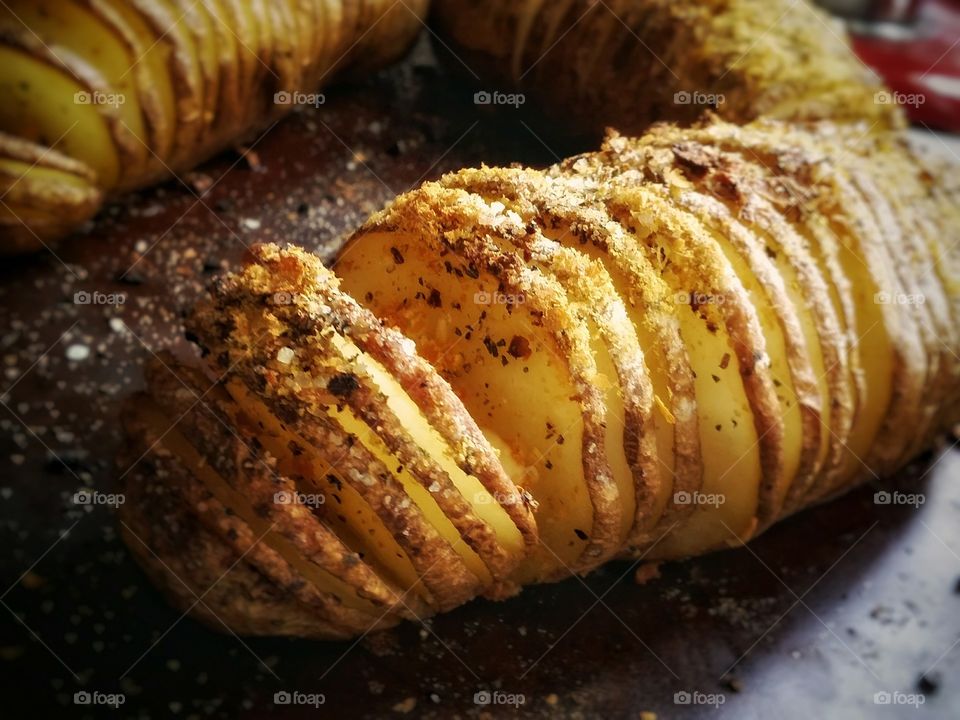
left=392, top=697, right=416, bottom=713
left=65, top=344, right=90, bottom=361
left=20, top=571, right=45, bottom=590
left=917, top=672, right=940, bottom=695
left=722, top=676, right=743, bottom=693
left=634, top=562, right=661, bottom=585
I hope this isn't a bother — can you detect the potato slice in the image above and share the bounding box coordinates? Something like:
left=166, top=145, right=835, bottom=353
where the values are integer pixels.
left=0, top=157, right=100, bottom=226
left=214, top=0, right=260, bottom=136
left=121, top=398, right=401, bottom=638
left=832, top=132, right=957, bottom=460
left=129, top=0, right=204, bottom=172
left=197, top=0, right=241, bottom=143
left=187, top=244, right=536, bottom=603
left=216, top=379, right=432, bottom=602
left=551, top=147, right=782, bottom=553
left=119, top=445, right=353, bottom=639
left=608, top=131, right=840, bottom=519
left=140, top=356, right=419, bottom=617
left=337, top=189, right=624, bottom=581
left=85, top=0, right=178, bottom=182
left=171, top=0, right=220, bottom=148
left=438, top=167, right=663, bottom=548
left=601, top=183, right=775, bottom=557
left=0, top=42, right=120, bottom=188
left=667, top=121, right=906, bottom=503
left=904, top=138, right=960, bottom=430
left=0, top=134, right=101, bottom=247
left=713, top=122, right=928, bottom=489
left=449, top=165, right=704, bottom=547
left=1, top=1, right=152, bottom=188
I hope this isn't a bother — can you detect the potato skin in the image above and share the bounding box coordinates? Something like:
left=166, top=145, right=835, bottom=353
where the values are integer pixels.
left=0, top=0, right=429, bottom=253
left=123, top=118, right=960, bottom=639
left=430, top=0, right=903, bottom=140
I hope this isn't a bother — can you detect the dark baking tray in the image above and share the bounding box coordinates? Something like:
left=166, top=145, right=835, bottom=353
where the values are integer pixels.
left=1, top=39, right=958, bottom=720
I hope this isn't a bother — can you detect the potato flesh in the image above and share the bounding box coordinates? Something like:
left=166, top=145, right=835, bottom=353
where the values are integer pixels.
left=826, top=233, right=894, bottom=486
left=337, top=231, right=595, bottom=580
left=95, top=0, right=178, bottom=163
left=322, top=381, right=493, bottom=587
left=708, top=231, right=805, bottom=512
left=328, top=332, right=526, bottom=559
left=548, top=229, right=680, bottom=535
left=602, top=188, right=764, bottom=555
left=0, top=45, right=120, bottom=188
left=3, top=2, right=147, bottom=147
left=223, top=379, right=431, bottom=602
left=470, top=212, right=638, bottom=544
left=652, top=282, right=762, bottom=556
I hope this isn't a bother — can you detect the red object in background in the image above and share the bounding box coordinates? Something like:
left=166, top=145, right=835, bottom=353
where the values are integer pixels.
left=847, top=0, right=960, bottom=131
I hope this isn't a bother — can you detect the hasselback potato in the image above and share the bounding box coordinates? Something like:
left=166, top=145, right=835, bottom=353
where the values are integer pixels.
left=120, top=118, right=960, bottom=638
left=0, top=0, right=427, bottom=254
left=431, top=0, right=903, bottom=138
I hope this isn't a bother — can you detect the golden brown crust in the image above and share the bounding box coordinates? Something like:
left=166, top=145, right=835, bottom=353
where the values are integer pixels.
left=342, top=188, right=624, bottom=576
left=122, top=118, right=960, bottom=639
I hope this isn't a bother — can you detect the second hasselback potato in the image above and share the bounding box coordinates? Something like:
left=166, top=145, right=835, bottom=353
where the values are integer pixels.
left=431, top=0, right=903, bottom=137
left=0, top=0, right=428, bottom=253
left=120, top=117, right=960, bottom=638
